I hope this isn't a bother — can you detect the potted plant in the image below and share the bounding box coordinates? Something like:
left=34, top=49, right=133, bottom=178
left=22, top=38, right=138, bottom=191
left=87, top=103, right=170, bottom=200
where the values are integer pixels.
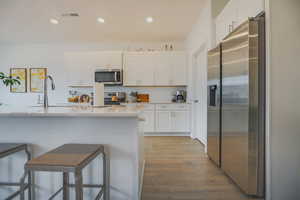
left=0, top=72, right=20, bottom=86
left=0, top=72, right=20, bottom=106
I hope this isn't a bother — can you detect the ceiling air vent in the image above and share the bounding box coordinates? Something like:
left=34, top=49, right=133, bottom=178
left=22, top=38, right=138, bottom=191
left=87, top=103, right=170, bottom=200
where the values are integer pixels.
left=61, top=13, right=80, bottom=17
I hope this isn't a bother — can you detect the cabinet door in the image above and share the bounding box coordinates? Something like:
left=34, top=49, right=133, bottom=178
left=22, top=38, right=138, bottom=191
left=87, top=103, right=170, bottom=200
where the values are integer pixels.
left=64, top=52, right=95, bottom=86
left=170, top=53, right=187, bottom=86
left=154, top=54, right=172, bottom=86
left=140, top=111, right=155, bottom=132
left=171, top=111, right=189, bottom=132
left=64, top=52, right=123, bottom=86
left=123, top=54, right=155, bottom=86
left=94, top=52, right=123, bottom=69
left=156, top=111, right=171, bottom=132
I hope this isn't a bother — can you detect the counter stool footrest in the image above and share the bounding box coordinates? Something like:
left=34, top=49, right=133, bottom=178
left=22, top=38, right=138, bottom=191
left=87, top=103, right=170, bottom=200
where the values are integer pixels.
left=0, top=182, right=26, bottom=186
left=48, top=184, right=104, bottom=200
left=48, top=187, right=63, bottom=200
left=68, top=184, right=104, bottom=188
left=5, top=184, right=29, bottom=200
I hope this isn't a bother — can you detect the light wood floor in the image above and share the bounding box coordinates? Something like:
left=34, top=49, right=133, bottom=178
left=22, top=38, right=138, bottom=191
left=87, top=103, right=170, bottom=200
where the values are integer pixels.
left=141, top=136, right=264, bottom=200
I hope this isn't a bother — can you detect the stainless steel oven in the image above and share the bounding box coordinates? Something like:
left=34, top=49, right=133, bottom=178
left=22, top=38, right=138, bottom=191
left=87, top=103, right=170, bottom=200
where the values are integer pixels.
left=95, top=69, right=122, bottom=85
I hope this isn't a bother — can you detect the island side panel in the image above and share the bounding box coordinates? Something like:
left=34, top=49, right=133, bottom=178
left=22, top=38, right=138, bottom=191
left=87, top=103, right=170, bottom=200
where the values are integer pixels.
left=0, top=116, right=141, bottom=200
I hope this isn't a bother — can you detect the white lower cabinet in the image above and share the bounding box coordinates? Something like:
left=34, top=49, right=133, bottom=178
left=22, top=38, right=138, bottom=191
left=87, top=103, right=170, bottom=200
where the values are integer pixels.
left=140, top=110, right=155, bottom=132
left=155, top=111, right=172, bottom=132
left=154, top=104, right=190, bottom=133
left=170, top=111, right=189, bottom=132
left=136, top=103, right=190, bottom=133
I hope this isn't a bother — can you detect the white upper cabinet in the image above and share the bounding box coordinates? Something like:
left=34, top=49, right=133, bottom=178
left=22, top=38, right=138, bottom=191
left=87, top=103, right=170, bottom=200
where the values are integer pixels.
left=123, top=53, right=155, bottom=86
left=170, top=52, right=187, bottom=86
left=123, top=52, right=187, bottom=87
left=216, top=0, right=264, bottom=43
left=64, top=51, right=123, bottom=86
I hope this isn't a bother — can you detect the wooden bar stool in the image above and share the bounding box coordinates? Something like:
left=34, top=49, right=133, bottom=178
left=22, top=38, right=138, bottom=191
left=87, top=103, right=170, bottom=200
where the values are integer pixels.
left=20, top=144, right=109, bottom=200
left=0, top=143, right=34, bottom=200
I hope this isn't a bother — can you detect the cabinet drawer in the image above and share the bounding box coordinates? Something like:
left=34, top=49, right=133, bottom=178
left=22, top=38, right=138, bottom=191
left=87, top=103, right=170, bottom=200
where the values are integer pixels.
left=140, top=104, right=155, bottom=111
left=156, top=104, right=189, bottom=110
left=170, top=104, right=189, bottom=110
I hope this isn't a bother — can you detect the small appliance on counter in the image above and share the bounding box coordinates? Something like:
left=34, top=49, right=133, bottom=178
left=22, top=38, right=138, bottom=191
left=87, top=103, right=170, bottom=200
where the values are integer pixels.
left=137, top=94, right=150, bottom=103
left=104, top=92, right=126, bottom=105
left=129, top=92, right=138, bottom=103
left=128, top=92, right=150, bottom=103
left=172, top=90, right=187, bottom=103
left=68, top=90, right=92, bottom=104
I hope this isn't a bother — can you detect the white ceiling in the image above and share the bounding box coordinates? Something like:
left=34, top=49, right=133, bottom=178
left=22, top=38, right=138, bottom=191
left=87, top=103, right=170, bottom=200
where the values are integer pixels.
left=0, top=0, right=205, bottom=44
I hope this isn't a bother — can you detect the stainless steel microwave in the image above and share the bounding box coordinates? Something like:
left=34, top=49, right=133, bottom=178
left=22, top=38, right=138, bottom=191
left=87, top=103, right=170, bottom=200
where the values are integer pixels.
left=95, top=69, right=123, bottom=85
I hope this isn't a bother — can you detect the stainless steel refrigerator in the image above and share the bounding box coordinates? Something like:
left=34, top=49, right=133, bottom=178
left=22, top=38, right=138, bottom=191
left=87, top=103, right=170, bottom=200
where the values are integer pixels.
left=207, top=14, right=265, bottom=197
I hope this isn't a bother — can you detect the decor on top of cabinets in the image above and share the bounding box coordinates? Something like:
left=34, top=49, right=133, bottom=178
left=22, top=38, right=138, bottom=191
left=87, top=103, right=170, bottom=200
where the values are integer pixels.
left=30, top=68, right=47, bottom=93
left=9, top=68, right=27, bottom=93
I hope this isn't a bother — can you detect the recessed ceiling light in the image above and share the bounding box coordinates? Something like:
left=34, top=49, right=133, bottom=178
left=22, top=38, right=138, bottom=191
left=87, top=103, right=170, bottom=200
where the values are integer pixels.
left=97, top=17, right=105, bottom=24
left=50, top=18, right=59, bottom=25
left=146, top=17, right=154, bottom=23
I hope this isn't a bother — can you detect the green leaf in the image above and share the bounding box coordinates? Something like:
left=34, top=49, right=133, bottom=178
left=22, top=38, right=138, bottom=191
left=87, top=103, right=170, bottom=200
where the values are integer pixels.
left=0, top=72, right=22, bottom=87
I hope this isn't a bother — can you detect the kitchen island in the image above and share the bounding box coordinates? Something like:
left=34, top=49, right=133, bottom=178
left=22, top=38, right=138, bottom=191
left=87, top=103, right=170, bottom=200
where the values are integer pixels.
left=0, top=105, right=144, bottom=200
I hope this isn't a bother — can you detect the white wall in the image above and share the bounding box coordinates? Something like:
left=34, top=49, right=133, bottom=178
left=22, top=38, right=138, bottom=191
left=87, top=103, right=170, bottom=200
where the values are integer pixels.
left=185, top=0, right=214, bottom=143
left=211, top=0, right=230, bottom=18
left=266, top=0, right=300, bottom=199
left=0, top=42, right=184, bottom=106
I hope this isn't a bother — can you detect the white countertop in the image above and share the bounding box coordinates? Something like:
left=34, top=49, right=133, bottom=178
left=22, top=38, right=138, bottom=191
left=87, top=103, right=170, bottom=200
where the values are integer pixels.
left=0, top=105, right=141, bottom=118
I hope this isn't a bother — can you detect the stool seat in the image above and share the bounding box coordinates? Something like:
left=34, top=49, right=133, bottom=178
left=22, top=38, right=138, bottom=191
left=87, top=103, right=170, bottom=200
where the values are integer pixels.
left=21, top=143, right=109, bottom=200
left=0, top=143, right=27, bottom=158
left=26, top=144, right=104, bottom=171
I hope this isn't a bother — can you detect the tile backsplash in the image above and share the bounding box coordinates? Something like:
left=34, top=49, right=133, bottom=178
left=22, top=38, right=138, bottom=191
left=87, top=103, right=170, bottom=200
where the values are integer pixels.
left=68, top=86, right=187, bottom=103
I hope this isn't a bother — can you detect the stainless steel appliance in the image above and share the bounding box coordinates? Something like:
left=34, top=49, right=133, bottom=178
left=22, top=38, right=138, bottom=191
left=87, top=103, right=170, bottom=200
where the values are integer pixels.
left=172, top=90, right=187, bottom=103
left=207, top=14, right=265, bottom=197
left=104, top=92, right=126, bottom=105
left=95, top=69, right=122, bottom=85
left=207, top=45, right=222, bottom=167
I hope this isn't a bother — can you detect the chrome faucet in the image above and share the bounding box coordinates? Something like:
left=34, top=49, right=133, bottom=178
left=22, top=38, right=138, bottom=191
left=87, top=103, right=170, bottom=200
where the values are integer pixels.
left=44, top=75, right=55, bottom=108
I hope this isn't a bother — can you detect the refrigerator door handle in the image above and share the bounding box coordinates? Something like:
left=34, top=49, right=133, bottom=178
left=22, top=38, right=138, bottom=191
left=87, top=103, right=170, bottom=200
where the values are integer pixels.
left=209, top=85, right=218, bottom=106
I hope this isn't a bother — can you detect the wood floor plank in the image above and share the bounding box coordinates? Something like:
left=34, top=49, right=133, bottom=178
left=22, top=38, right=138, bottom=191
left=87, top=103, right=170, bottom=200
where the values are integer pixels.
left=142, top=136, right=264, bottom=200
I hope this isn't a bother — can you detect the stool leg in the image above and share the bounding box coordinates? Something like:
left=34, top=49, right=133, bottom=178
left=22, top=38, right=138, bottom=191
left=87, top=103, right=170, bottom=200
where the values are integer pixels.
left=19, top=170, right=28, bottom=200
left=25, top=146, right=35, bottom=200
left=63, top=172, right=69, bottom=200
left=29, top=171, right=35, bottom=200
left=74, top=171, right=83, bottom=200
left=103, top=152, right=110, bottom=200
